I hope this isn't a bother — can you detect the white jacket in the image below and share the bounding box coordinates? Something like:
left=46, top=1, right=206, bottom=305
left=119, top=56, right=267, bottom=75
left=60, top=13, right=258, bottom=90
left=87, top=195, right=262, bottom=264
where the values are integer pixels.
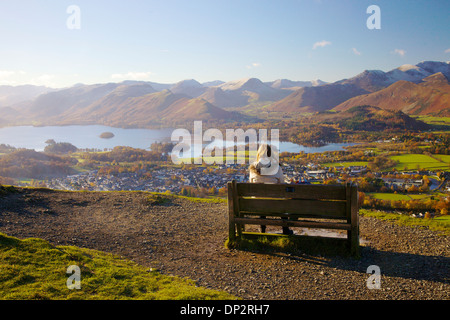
left=248, top=160, right=285, bottom=184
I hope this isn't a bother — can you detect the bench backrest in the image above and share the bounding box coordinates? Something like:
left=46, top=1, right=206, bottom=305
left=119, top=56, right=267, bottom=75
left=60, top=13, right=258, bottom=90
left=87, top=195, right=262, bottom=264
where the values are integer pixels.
left=228, top=181, right=358, bottom=221
left=227, top=180, right=360, bottom=256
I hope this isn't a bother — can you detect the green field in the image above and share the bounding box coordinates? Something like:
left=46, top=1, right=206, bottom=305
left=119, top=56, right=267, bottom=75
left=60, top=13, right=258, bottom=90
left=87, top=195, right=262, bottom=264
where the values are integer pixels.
left=390, top=154, right=450, bottom=171
left=190, top=149, right=257, bottom=165
left=434, top=154, right=450, bottom=163
left=322, top=161, right=368, bottom=168
left=435, top=215, right=450, bottom=223
left=413, top=116, right=450, bottom=126
left=370, top=193, right=432, bottom=201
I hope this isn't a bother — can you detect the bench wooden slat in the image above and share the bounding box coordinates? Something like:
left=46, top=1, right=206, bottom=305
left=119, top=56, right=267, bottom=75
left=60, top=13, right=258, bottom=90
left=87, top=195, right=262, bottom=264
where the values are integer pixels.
left=234, top=217, right=352, bottom=230
left=227, top=180, right=360, bottom=257
left=238, top=198, right=347, bottom=219
left=236, top=183, right=347, bottom=200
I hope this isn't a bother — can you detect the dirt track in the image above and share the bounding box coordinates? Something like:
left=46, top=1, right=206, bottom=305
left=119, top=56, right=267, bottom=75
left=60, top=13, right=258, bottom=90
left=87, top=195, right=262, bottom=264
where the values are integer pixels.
left=0, top=188, right=449, bottom=300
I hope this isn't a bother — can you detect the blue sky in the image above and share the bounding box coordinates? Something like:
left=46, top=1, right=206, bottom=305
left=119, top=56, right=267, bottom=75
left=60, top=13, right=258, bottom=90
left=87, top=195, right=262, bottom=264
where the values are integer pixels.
left=0, top=0, right=448, bottom=87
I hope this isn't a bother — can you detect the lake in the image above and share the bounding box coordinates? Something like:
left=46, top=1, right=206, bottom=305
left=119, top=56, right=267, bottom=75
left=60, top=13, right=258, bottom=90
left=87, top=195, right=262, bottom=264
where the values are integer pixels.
left=0, top=125, right=354, bottom=154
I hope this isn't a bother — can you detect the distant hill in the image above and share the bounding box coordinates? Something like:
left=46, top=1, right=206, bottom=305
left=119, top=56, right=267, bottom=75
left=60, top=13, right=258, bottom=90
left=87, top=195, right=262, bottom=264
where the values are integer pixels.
left=0, top=85, right=55, bottom=107
left=318, top=105, right=431, bottom=132
left=0, top=149, right=77, bottom=179
left=336, top=61, right=450, bottom=92
left=334, top=73, right=450, bottom=116
left=199, top=78, right=292, bottom=109
left=15, top=83, right=122, bottom=121
left=268, top=83, right=369, bottom=113
left=269, top=61, right=450, bottom=113
left=170, top=79, right=207, bottom=98
left=35, top=87, right=243, bottom=127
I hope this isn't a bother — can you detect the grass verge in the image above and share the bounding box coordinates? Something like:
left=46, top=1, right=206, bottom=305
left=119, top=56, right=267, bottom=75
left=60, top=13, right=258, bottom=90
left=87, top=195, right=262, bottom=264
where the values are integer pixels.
left=148, top=192, right=226, bottom=204
left=0, top=233, right=237, bottom=300
left=360, top=209, right=450, bottom=236
left=225, top=232, right=353, bottom=258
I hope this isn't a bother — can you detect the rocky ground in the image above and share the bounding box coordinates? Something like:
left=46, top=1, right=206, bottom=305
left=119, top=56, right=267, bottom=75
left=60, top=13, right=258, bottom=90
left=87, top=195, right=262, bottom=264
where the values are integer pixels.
left=0, top=188, right=448, bottom=300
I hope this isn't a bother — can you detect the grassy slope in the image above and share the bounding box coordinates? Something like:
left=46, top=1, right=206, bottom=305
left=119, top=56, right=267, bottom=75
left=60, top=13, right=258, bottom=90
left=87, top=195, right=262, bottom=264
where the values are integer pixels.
left=0, top=233, right=236, bottom=300
left=390, top=154, right=450, bottom=171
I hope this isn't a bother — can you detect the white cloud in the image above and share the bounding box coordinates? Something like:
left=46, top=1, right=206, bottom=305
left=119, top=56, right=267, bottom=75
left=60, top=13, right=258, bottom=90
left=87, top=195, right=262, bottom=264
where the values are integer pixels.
left=246, top=62, right=261, bottom=69
left=111, top=71, right=154, bottom=81
left=445, top=48, right=450, bottom=53
left=352, top=48, right=361, bottom=56
left=30, top=74, right=57, bottom=87
left=392, top=49, right=406, bottom=57
left=0, top=70, right=16, bottom=78
left=0, top=70, right=58, bottom=87
left=0, top=70, right=17, bottom=85
left=313, top=40, right=331, bottom=49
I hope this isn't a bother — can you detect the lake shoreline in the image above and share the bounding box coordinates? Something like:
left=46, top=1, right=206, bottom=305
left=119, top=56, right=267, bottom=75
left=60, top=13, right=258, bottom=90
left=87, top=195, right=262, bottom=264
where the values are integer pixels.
left=0, top=125, right=356, bottom=154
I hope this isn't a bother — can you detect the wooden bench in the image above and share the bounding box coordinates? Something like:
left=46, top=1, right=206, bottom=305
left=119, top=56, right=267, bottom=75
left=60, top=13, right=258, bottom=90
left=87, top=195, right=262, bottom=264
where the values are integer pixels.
left=227, top=180, right=360, bottom=256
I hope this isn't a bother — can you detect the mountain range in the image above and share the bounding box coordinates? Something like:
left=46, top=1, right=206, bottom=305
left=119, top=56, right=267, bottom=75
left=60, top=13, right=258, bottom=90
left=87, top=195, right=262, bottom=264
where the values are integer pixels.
left=334, top=72, right=450, bottom=116
left=0, top=61, right=448, bottom=127
left=269, top=61, right=450, bottom=114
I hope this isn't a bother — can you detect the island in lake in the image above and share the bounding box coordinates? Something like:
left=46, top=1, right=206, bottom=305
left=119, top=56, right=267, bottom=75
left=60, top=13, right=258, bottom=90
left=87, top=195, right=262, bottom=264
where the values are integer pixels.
left=99, top=132, right=115, bottom=139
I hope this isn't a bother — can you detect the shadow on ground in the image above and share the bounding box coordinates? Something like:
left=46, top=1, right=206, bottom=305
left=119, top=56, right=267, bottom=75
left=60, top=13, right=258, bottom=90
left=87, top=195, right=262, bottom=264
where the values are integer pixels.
left=232, top=233, right=449, bottom=284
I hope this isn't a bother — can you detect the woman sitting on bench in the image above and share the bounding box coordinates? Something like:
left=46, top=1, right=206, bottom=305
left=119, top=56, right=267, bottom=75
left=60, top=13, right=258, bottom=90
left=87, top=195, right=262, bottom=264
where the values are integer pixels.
left=249, top=143, right=292, bottom=235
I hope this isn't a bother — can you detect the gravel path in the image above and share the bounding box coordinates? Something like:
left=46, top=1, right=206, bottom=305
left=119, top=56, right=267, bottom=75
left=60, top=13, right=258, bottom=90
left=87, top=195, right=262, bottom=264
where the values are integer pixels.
left=0, top=188, right=448, bottom=300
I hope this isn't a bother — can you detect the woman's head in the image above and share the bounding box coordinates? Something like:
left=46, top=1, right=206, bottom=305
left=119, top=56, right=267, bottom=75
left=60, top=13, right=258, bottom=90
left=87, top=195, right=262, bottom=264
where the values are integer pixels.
left=250, top=143, right=281, bottom=178
left=256, top=143, right=278, bottom=162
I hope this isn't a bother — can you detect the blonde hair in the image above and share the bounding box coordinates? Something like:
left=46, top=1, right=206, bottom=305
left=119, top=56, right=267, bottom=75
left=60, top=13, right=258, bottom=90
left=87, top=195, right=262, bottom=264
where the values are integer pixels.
left=255, top=143, right=277, bottom=162
left=249, top=143, right=282, bottom=180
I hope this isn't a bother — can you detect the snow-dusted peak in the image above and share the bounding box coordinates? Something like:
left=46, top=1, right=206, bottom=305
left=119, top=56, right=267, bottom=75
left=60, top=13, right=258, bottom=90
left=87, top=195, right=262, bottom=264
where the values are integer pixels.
left=354, top=70, right=386, bottom=78
left=202, top=80, right=225, bottom=87
left=111, top=83, right=156, bottom=97
left=311, top=79, right=327, bottom=86
left=269, top=79, right=327, bottom=89
left=416, top=61, right=450, bottom=77
left=219, top=78, right=265, bottom=91
left=172, top=79, right=204, bottom=88
left=397, top=64, right=420, bottom=72
left=170, top=79, right=206, bottom=98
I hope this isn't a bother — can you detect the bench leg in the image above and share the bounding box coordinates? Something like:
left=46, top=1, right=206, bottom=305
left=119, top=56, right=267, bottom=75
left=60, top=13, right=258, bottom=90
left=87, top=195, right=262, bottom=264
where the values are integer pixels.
left=281, top=217, right=293, bottom=235
left=348, top=228, right=360, bottom=257
left=229, top=221, right=236, bottom=243
left=260, top=216, right=266, bottom=233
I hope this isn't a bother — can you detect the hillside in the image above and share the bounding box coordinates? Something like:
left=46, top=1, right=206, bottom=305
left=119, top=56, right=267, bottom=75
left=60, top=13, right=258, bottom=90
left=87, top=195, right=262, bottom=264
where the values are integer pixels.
left=169, top=79, right=207, bottom=97
left=268, top=83, right=369, bottom=113
left=0, top=187, right=448, bottom=300
left=334, top=73, right=450, bottom=116
left=200, top=78, right=291, bottom=109
left=18, top=83, right=122, bottom=120
left=323, top=105, right=432, bottom=131
left=0, top=85, right=55, bottom=107
left=5, top=86, right=243, bottom=127
left=269, top=61, right=450, bottom=114
left=0, top=149, right=77, bottom=179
